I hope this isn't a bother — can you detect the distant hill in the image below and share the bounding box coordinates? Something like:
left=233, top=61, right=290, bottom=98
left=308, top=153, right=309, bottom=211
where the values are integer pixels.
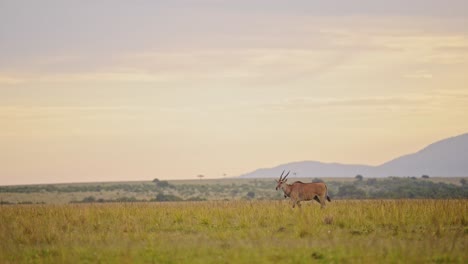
left=238, top=133, right=468, bottom=178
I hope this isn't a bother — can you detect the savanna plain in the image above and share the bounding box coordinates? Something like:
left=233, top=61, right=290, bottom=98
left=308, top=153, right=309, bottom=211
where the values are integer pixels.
left=1, top=199, right=467, bottom=263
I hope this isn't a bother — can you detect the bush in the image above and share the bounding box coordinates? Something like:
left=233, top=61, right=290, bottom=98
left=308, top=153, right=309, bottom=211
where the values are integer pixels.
left=186, top=196, right=206, bottom=201
left=153, top=193, right=183, bottom=202
left=246, top=191, right=255, bottom=199
left=366, top=178, right=377, bottom=186
left=337, top=185, right=366, bottom=199
left=82, top=196, right=96, bottom=203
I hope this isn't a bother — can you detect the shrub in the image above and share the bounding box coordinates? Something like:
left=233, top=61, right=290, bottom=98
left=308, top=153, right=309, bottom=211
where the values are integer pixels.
left=153, top=193, right=183, bottom=202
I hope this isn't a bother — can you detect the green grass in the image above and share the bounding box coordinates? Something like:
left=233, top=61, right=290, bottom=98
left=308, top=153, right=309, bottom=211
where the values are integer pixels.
left=1, top=200, right=467, bottom=263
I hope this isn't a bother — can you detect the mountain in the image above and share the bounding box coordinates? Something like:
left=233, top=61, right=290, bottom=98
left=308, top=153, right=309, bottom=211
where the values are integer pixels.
left=376, top=133, right=468, bottom=177
left=238, top=133, right=468, bottom=178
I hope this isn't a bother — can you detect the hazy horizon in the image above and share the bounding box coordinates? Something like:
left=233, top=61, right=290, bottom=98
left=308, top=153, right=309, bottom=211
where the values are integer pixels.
left=1, top=1, right=468, bottom=185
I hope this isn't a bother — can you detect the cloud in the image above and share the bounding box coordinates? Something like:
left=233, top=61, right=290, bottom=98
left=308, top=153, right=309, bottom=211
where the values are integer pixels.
left=0, top=106, right=151, bottom=121
left=253, top=93, right=468, bottom=115
left=0, top=75, right=24, bottom=85
left=404, top=72, right=433, bottom=79
left=36, top=72, right=176, bottom=83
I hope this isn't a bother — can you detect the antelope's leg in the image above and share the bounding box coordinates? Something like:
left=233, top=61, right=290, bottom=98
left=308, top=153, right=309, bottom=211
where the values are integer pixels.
left=318, top=195, right=326, bottom=209
left=313, top=195, right=321, bottom=204
left=296, top=201, right=301, bottom=208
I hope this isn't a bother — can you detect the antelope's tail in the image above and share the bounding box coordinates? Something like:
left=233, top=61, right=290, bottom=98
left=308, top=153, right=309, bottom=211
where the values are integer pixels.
left=325, top=184, right=331, bottom=202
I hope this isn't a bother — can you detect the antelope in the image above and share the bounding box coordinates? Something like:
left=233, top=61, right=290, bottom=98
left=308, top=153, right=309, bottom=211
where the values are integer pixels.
left=275, top=170, right=331, bottom=208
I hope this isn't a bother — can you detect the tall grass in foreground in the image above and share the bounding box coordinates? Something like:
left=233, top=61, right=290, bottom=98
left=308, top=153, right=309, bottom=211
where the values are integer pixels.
left=0, top=200, right=466, bottom=263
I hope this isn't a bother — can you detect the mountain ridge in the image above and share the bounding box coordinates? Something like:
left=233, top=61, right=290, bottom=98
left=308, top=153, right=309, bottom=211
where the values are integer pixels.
left=238, top=133, right=468, bottom=178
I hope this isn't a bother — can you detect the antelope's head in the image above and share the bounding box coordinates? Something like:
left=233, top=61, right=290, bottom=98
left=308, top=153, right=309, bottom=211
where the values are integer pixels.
left=275, top=170, right=290, bottom=190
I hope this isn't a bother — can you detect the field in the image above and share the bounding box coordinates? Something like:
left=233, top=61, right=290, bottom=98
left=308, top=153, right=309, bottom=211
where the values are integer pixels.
left=1, top=199, right=467, bottom=263
left=1, top=177, right=466, bottom=204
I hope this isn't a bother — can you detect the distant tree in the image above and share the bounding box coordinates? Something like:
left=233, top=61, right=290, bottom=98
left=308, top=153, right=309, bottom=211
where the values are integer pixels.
left=152, top=178, right=171, bottom=188
left=246, top=191, right=255, bottom=199
left=460, top=178, right=467, bottom=186
left=197, top=174, right=204, bottom=180
left=312, top=178, right=324, bottom=183
left=421, top=175, right=430, bottom=179
left=366, top=178, right=377, bottom=186
left=157, top=181, right=170, bottom=188
left=355, top=174, right=363, bottom=181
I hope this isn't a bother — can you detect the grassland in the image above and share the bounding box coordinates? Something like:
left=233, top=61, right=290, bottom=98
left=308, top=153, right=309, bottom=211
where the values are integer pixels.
left=1, top=199, right=466, bottom=263
left=1, top=177, right=466, bottom=204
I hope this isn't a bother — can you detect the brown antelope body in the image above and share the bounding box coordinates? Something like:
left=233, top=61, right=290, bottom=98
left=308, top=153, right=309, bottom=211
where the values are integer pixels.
left=275, top=170, right=331, bottom=208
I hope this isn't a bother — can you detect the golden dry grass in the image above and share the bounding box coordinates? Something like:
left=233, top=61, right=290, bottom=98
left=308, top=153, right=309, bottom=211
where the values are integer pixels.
left=0, top=199, right=467, bottom=263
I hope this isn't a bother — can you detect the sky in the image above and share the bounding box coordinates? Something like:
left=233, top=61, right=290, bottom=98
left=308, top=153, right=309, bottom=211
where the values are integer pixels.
left=1, top=0, right=468, bottom=185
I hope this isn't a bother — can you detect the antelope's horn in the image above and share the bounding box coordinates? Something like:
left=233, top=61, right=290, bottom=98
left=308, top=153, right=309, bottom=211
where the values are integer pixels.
left=279, top=170, right=285, bottom=181
left=283, top=171, right=290, bottom=181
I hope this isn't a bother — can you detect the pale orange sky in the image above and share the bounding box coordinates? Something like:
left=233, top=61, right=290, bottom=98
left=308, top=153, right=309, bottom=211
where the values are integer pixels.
left=1, top=1, right=468, bottom=185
